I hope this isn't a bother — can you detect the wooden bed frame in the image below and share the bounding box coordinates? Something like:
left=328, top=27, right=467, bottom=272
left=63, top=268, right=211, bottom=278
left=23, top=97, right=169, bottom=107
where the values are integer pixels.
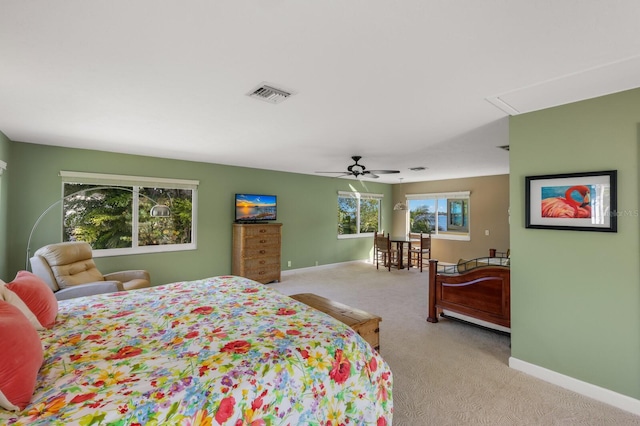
left=427, top=258, right=510, bottom=329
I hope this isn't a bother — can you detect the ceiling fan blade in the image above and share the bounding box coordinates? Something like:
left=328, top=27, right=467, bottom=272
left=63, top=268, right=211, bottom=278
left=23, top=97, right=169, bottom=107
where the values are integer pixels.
left=318, top=156, right=398, bottom=179
left=367, top=170, right=400, bottom=174
left=316, top=173, right=354, bottom=178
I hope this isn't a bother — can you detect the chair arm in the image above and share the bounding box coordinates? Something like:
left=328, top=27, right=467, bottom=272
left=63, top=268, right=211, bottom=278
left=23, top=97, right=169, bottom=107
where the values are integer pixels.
left=54, top=281, right=124, bottom=301
left=30, top=255, right=59, bottom=292
left=103, top=270, right=150, bottom=283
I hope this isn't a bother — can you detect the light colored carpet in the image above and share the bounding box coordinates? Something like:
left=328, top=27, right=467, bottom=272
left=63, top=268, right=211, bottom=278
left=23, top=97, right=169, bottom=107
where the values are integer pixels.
left=272, top=262, right=640, bottom=425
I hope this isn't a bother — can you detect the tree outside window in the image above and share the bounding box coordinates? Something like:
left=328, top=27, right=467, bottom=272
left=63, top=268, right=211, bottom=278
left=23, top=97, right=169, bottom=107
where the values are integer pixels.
left=63, top=183, right=194, bottom=251
left=407, top=192, right=470, bottom=240
left=359, top=198, right=379, bottom=233
left=409, top=199, right=436, bottom=233
left=338, top=193, right=380, bottom=236
left=338, top=196, right=358, bottom=235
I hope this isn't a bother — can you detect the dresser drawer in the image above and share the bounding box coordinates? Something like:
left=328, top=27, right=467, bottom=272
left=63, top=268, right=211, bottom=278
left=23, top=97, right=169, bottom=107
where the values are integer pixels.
left=242, top=225, right=281, bottom=237
left=242, top=235, right=280, bottom=251
left=242, top=245, right=278, bottom=258
left=243, top=256, right=280, bottom=270
left=245, top=268, right=281, bottom=284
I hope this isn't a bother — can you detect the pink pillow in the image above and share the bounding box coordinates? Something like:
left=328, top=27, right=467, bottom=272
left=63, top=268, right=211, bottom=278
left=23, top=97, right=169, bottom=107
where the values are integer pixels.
left=6, top=271, right=58, bottom=329
left=0, top=300, right=43, bottom=411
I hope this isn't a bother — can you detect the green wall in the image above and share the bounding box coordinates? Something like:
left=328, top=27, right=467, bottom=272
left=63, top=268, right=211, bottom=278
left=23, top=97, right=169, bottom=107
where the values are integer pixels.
left=0, top=131, right=9, bottom=275
left=510, top=88, right=640, bottom=399
left=4, top=141, right=392, bottom=284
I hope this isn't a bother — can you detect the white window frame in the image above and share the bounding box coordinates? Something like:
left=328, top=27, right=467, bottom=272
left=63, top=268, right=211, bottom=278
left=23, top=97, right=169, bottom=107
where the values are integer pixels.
left=337, top=191, right=383, bottom=239
left=60, top=171, right=199, bottom=257
left=405, top=191, right=471, bottom=241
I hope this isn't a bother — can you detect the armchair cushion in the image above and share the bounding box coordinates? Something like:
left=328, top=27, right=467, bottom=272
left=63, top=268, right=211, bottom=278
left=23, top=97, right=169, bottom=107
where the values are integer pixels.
left=121, top=279, right=149, bottom=291
left=54, top=260, right=104, bottom=289
left=33, top=242, right=104, bottom=289
left=53, top=281, right=123, bottom=301
left=103, top=270, right=150, bottom=290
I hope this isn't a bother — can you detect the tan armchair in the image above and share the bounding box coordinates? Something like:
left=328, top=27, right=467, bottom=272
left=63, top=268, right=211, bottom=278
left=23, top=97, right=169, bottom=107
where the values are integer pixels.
left=30, top=242, right=150, bottom=301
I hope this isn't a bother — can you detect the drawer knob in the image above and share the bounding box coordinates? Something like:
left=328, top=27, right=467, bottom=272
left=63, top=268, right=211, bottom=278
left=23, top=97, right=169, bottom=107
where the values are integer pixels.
left=260, top=260, right=266, bottom=264
left=259, top=229, right=266, bottom=233
left=260, top=239, right=266, bottom=243
left=259, top=250, right=266, bottom=254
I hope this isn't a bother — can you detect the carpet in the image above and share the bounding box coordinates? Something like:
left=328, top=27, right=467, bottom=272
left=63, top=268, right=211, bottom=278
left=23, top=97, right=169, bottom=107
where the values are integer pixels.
left=272, top=262, right=640, bottom=425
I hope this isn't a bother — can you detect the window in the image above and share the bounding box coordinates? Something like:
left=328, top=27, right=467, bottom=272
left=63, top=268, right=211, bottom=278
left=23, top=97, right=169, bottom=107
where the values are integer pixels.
left=60, top=171, right=198, bottom=256
left=337, top=191, right=382, bottom=238
left=406, top=191, right=470, bottom=240
left=447, top=199, right=469, bottom=232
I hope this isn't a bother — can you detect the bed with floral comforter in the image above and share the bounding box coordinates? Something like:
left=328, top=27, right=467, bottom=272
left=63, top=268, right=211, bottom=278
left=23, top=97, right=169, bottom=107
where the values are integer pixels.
left=1, top=275, right=393, bottom=425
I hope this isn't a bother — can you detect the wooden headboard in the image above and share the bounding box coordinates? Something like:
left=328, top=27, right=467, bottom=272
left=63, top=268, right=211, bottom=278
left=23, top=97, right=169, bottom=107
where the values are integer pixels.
left=427, top=258, right=510, bottom=329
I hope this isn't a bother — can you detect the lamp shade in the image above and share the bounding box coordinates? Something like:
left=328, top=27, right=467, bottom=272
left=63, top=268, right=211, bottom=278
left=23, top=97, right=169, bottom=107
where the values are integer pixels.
left=393, top=202, right=408, bottom=211
left=150, top=204, right=171, bottom=217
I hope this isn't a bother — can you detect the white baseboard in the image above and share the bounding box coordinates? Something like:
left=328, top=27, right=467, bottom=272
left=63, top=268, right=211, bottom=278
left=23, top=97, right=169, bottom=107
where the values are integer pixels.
left=281, top=259, right=369, bottom=276
left=509, top=357, right=640, bottom=416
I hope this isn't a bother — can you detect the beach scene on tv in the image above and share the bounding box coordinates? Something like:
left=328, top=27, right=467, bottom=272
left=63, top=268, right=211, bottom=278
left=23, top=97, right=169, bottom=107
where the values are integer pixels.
left=235, top=194, right=277, bottom=221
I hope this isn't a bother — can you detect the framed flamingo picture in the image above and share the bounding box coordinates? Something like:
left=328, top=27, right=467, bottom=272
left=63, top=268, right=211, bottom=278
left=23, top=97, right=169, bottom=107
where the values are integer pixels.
left=525, top=170, right=617, bottom=232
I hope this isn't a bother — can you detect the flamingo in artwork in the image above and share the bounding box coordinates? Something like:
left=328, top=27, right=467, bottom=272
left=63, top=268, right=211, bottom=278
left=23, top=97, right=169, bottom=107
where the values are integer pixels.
left=541, top=185, right=591, bottom=218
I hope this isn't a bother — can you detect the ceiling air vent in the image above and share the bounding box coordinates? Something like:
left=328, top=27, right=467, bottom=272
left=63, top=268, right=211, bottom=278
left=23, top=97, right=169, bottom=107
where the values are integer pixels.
left=247, top=84, right=293, bottom=104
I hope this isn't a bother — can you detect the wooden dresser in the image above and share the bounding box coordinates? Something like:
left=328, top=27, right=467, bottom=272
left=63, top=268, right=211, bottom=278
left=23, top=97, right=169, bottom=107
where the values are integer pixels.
left=232, top=223, right=282, bottom=284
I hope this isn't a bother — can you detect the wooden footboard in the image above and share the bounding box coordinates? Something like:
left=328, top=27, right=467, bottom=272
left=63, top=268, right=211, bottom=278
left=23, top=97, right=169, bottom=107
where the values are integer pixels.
left=427, top=259, right=510, bottom=328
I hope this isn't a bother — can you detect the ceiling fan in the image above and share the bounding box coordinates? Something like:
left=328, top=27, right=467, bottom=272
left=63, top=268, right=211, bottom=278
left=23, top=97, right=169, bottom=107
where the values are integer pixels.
left=316, top=156, right=400, bottom=179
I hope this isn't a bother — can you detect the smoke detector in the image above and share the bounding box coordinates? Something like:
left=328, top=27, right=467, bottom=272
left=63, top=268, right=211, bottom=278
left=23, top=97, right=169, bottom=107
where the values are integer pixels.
left=247, top=83, right=294, bottom=104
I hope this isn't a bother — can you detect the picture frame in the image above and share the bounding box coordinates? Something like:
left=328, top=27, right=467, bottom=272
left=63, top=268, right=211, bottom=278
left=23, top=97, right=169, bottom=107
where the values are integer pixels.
left=525, top=170, right=617, bottom=232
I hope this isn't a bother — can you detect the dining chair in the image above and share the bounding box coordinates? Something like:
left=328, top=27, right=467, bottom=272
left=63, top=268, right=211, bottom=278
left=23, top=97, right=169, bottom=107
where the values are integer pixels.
left=408, top=232, right=431, bottom=272
left=374, top=232, right=397, bottom=271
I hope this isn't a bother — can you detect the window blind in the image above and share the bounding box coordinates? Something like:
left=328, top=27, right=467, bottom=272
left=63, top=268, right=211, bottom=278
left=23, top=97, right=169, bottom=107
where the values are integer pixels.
left=60, top=171, right=199, bottom=190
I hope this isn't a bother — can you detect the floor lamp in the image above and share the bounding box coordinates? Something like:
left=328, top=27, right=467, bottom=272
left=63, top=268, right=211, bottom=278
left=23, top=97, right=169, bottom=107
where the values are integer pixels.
left=25, top=186, right=171, bottom=270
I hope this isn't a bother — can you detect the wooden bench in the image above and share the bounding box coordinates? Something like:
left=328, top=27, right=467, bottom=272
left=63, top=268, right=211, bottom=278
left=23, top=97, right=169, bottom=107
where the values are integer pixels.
left=290, top=293, right=381, bottom=352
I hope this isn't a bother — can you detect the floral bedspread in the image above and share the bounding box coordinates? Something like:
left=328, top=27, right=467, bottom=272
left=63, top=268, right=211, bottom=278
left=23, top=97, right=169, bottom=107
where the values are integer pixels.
left=1, top=276, right=393, bottom=425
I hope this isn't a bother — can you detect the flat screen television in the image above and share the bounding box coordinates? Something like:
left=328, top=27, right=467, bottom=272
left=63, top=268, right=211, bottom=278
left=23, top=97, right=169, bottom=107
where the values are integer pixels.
left=235, top=193, right=277, bottom=222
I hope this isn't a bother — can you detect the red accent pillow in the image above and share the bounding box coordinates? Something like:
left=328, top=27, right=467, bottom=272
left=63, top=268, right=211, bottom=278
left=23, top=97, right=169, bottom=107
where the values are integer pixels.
left=6, top=271, right=58, bottom=329
left=0, top=300, right=43, bottom=411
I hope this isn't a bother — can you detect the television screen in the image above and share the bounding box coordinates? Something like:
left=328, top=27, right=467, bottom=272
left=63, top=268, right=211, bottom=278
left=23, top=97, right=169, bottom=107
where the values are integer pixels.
left=235, top=194, right=277, bottom=222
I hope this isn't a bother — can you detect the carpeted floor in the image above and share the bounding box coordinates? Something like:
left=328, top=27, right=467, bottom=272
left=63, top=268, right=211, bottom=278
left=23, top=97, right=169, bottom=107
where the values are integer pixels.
left=271, top=262, right=640, bottom=425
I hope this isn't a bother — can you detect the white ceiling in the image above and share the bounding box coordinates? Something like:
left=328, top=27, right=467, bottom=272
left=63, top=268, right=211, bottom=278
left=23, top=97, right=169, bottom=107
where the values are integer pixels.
left=2, top=1, right=640, bottom=183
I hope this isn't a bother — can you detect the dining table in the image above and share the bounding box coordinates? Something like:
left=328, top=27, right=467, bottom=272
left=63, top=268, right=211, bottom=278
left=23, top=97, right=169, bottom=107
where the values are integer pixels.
left=389, top=235, right=419, bottom=269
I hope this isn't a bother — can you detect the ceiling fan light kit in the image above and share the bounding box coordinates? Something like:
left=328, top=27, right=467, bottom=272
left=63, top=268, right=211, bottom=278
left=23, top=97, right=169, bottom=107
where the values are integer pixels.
left=315, top=156, right=400, bottom=179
